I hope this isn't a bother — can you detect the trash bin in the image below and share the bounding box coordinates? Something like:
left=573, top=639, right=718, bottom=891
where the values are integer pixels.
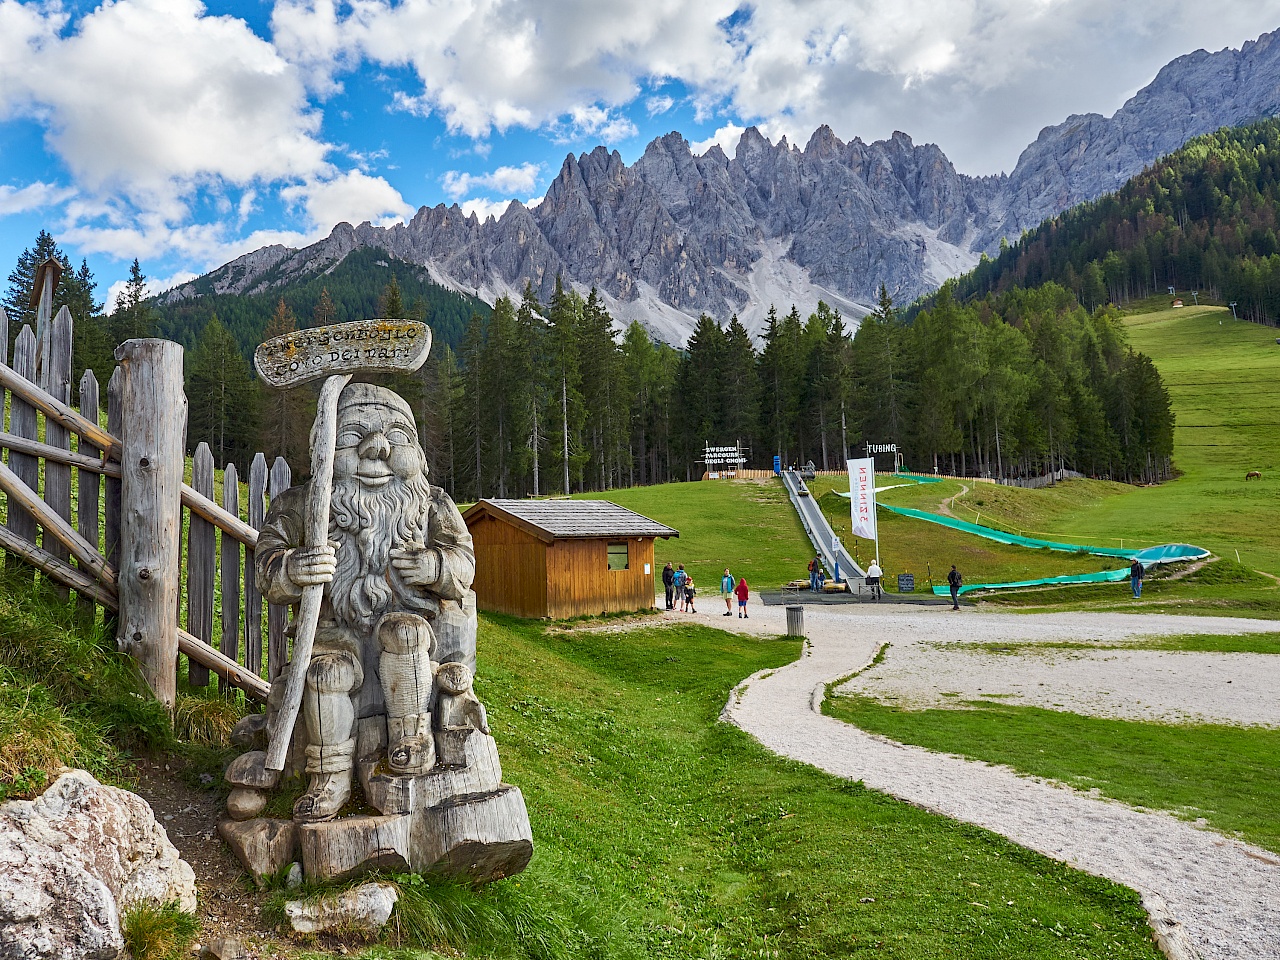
left=786, top=605, right=804, bottom=638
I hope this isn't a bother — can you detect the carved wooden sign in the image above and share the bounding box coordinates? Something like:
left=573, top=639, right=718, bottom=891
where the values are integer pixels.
left=254, top=319, right=432, bottom=389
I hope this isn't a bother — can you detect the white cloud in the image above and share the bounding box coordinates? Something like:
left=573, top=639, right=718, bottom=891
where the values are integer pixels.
left=270, top=0, right=1280, bottom=175
left=281, top=170, right=414, bottom=230
left=441, top=163, right=542, bottom=201
left=459, top=198, right=514, bottom=222
left=7, top=0, right=329, bottom=214
left=0, top=181, right=75, bottom=215
left=691, top=123, right=746, bottom=157
left=646, top=94, right=675, bottom=116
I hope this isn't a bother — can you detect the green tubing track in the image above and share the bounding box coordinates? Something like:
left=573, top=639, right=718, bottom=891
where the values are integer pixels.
left=869, top=505, right=1209, bottom=596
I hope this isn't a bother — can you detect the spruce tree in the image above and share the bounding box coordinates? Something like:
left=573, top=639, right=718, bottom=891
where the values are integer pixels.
left=258, top=298, right=311, bottom=470
left=186, top=314, right=260, bottom=468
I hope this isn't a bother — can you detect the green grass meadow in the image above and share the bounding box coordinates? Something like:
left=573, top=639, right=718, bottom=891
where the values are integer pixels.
left=576, top=480, right=815, bottom=592
left=823, top=693, right=1280, bottom=855
left=451, top=616, right=1164, bottom=959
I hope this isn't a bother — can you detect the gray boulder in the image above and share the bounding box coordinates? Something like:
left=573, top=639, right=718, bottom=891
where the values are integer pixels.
left=0, top=770, right=197, bottom=959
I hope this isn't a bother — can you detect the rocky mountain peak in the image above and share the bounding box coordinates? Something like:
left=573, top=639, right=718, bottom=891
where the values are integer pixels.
left=176, top=28, right=1280, bottom=344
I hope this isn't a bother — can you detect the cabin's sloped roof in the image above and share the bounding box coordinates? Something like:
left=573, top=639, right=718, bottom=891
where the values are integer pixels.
left=464, top=498, right=679, bottom=541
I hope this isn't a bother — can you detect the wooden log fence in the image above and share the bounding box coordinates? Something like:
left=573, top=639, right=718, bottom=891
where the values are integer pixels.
left=0, top=305, right=285, bottom=705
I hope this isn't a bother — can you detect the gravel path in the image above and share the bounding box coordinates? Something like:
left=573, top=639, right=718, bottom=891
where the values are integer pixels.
left=673, top=603, right=1280, bottom=960
left=839, top=637, right=1280, bottom=728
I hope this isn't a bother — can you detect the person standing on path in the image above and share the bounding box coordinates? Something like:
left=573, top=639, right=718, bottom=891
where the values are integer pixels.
left=735, top=576, right=750, bottom=618
left=662, top=562, right=675, bottom=610
left=721, top=568, right=736, bottom=615
left=685, top=577, right=698, bottom=613
left=673, top=563, right=687, bottom=611
left=866, top=560, right=883, bottom=600
left=947, top=564, right=963, bottom=610
left=1130, top=558, right=1145, bottom=598
left=808, top=556, right=821, bottom=592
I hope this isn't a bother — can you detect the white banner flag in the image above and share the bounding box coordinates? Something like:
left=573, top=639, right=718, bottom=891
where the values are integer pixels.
left=848, top=457, right=877, bottom=541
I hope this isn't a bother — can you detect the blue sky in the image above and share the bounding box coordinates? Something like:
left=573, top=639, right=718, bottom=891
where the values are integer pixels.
left=3, top=0, right=1280, bottom=311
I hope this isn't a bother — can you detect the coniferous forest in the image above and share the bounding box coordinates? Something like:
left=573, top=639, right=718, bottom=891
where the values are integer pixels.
left=7, top=234, right=1175, bottom=493
left=950, top=118, right=1280, bottom=323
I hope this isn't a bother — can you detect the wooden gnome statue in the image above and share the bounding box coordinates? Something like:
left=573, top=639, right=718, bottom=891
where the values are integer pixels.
left=220, top=320, right=532, bottom=885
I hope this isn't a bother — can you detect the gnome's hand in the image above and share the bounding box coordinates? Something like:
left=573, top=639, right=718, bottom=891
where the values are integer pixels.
left=391, top=541, right=440, bottom=586
left=286, top=544, right=336, bottom=587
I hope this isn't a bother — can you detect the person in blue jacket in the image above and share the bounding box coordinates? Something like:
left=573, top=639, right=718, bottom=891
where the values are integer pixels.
left=673, top=563, right=688, bottom=611
left=721, top=568, right=736, bottom=615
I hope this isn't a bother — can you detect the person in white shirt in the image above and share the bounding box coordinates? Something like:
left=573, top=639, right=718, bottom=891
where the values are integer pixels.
left=865, top=560, right=883, bottom=600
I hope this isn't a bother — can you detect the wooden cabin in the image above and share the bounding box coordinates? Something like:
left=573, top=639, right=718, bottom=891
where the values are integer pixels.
left=461, top=499, right=679, bottom=619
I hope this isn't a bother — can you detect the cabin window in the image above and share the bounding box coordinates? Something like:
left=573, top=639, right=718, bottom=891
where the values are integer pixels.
left=607, top=541, right=629, bottom=571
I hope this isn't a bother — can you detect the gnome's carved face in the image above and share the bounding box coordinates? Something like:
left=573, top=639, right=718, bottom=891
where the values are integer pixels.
left=332, top=395, right=425, bottom=488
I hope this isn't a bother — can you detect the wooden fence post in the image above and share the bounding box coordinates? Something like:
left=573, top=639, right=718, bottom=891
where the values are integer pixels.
left=0, top=305, right=8, bottom=366
left=42, top=306, right=73, bottom=600
left=77, top=369, right=101, bottom=622
left=6, top=327, right=39, bottom=581
left=115, top=339, right=186, bottom=709
left=187, top=442, right=215, bottom=689
left=220, top=462, right=241, bottom=696
left=245, top=452, right=267, bottom=679
left=103, top=367, right=123, bottom=639
left=267, top=456, right=292, bottom=682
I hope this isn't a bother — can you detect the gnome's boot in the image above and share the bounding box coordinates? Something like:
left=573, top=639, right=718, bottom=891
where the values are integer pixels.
left=294, top=651, right=361, bottom=823
left=387, top=713, right=435, bottom=774
left=377, top=612, right=437, bottom=775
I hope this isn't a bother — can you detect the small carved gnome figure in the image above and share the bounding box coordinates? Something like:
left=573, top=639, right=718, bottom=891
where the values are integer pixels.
left=377, top=611, right=438, bottom=775
left=434, top=661, right=489, bottom=738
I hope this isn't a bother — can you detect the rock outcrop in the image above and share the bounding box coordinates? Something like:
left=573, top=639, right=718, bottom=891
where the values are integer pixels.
left=0, top=770, right=197, bottom=960
left=164, top=28, right=1280, bottom=343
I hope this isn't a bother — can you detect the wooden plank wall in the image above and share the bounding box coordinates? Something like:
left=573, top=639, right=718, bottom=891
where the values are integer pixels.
left=546, top=537, right=657, bottom=619
left=468, top=514, right=548, bottom=618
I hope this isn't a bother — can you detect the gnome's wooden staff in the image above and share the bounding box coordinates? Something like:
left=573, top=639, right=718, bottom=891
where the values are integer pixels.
left=253, top=319, right=432, bottom=774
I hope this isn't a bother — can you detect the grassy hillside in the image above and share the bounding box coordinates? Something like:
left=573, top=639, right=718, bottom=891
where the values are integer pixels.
left=935, top=304, right=1280, bottom=577
left=575, top=480, right=815, bottom=591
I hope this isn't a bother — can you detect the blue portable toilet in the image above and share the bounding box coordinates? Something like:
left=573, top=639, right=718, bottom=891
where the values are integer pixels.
left=773, top=455, right=782, bottom=475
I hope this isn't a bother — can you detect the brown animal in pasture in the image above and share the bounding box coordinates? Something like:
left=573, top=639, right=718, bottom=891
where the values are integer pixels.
left=1245, top=470, right=1262, bottom=481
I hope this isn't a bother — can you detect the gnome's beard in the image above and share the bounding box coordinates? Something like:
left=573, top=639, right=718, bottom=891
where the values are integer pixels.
left=326, top=472, right=433, bottom=629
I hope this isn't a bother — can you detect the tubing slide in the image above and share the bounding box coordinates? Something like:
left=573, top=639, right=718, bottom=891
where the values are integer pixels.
left=831, top=477, right=1209, bottom=596
left=780, top=469, right=866, bottom=582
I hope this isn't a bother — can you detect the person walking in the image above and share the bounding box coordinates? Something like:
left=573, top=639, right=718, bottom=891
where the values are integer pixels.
left=1130, top=558, right=1145, bottom=599
left=662, top=562, right=675, bottom=610
left=673, top=563, right=688, bottom=611
left=685, top=577, right=698, bottom=613
left=866, top=560, right=883, bottom=600
left=808, top=556, right=821, bottom=592
left=721, top=568, right=736, bottom=615
left=947, top=564, right=963, bottom=610
left=735, top=576, right=750, bottom=618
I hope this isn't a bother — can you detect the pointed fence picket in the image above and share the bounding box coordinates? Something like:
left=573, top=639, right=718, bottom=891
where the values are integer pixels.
left=267, top=456, right=292, bottom=683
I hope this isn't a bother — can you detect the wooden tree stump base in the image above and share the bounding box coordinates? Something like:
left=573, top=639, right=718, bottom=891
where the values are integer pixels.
left=357, top=730, right=503, bottom=816
left=298, top=785, right=532, bottom=883
left=218, top=818, right=299, bottom=886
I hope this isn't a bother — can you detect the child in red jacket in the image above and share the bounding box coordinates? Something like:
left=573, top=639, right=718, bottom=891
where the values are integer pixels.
left=735, top=577, right=749, bottom=618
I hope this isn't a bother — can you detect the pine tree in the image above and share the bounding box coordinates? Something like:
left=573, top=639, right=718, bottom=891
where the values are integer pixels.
left=545, top=277, right=586, bottom=493
left=258, top=298, right=311, bottom=470
left=314, top=287, right=336, bottom=327
left=720, top=316, right=760, bottom=459
left=186, top=314, right=260, bottom=468
left=577, top=289, right=626, bottom=489
left=379, top=276, right=405, bottom=317
left=108, top=260, right=156, bottom=345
